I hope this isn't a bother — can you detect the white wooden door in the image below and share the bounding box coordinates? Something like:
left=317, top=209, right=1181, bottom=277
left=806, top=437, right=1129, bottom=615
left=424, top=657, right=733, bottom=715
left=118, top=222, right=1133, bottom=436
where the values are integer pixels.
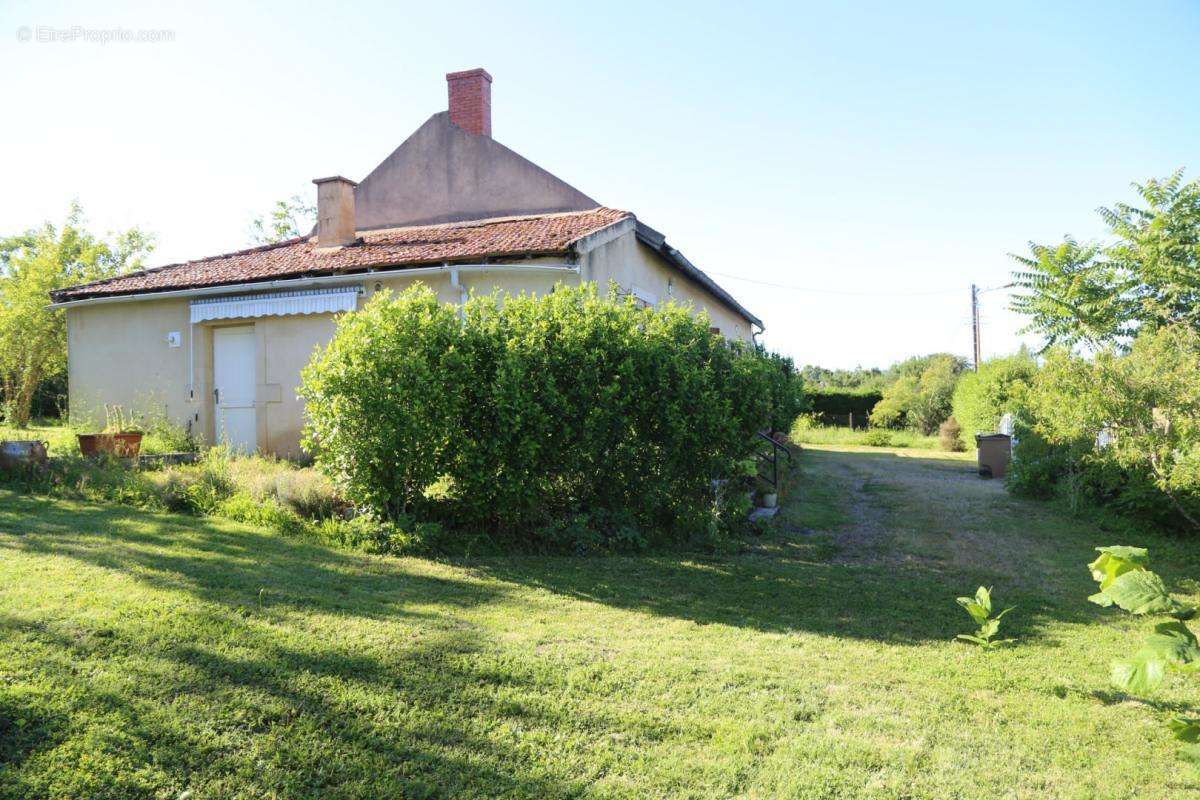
left=213, top=326, right=257, bottom=453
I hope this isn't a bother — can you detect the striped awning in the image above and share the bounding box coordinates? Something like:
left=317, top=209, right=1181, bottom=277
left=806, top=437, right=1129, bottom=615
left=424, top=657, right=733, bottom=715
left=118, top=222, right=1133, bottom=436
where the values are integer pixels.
left=189, top=285, right=362, bottom=324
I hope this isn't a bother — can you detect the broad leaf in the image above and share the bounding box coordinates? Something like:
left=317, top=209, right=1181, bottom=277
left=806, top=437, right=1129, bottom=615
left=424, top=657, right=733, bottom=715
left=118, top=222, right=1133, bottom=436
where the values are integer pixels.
left=1143, top=621, right=1200, bottom=668
left=1088, top=591, right=1115, bottom=607
left=1107, top=613, right=1199, bottom=694
left=957, top=597, right=989, bottom=626
left=1111, top=650, right=1167, bottom=693
left=975, top=586, right=993, bottom=615
left=1169, top=716, right=1200, bottom=743
left=1088, top=546, right=1149, bottom=590
left=1100, top=569, right=1176, bottom=615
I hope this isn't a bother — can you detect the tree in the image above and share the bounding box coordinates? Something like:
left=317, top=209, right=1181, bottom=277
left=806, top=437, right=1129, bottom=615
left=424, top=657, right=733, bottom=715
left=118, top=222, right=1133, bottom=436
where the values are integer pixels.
left=1025, top=326, right=1200, bottom=529
left=951, top=350, right=1038, bottom=439
left=0, top=204, right=154, bottom=425
left=799, top=364, right=887, bottom=392
left=908, top=356, right=963, bottom=435
left=869, top=353, right=967, bottom=433
left=249, top=193, right=316, bottom=245
left=1011, top=169, right=1200, bottom=351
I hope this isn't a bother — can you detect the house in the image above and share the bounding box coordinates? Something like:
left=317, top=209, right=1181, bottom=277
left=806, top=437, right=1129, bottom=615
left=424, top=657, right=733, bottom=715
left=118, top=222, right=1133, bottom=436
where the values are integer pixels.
left=50, top=69, right=763, bottom=456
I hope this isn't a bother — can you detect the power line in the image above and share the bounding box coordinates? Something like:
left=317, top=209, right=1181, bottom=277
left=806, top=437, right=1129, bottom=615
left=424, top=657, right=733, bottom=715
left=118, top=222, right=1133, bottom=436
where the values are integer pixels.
left=707, top=272, right=967, bottom=297
left=708, top=271, right=1014, bottom=298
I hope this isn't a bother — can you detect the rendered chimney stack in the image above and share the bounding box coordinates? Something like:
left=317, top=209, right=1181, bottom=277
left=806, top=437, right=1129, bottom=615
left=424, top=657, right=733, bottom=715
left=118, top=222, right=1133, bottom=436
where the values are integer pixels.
left=311, top=176, right=357, bottom=248
left=446, top=68, right=492, bottom=137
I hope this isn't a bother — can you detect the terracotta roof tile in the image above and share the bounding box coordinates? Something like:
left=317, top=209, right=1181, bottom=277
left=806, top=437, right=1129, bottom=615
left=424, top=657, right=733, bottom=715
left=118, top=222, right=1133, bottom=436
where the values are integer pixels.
left=53, top=207, right=631, bottom=301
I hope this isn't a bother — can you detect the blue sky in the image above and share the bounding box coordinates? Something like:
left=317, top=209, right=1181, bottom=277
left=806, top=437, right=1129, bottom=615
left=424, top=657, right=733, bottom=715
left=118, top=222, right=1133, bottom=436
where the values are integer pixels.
left=2, top=0, right=1197, bottom=367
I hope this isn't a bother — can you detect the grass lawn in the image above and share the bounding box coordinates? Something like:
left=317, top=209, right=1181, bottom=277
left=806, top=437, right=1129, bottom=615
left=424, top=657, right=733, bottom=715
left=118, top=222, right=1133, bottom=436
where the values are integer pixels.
left=3, top=444, right=1200, bottom=798
left=789, top=423, right=945, bottom=451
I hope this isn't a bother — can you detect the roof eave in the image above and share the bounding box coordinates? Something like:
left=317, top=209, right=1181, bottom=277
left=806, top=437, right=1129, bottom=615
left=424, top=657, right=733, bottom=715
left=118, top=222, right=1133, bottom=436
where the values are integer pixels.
left=633, top=222, right=763, bottom=330
left=49, top=259, right=581, bottom=307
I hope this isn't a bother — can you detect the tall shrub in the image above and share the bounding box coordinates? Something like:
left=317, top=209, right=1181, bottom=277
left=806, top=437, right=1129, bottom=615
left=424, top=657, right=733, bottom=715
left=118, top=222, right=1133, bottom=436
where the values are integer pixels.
left=299, top=286, right=466, bottom=518
left=760, top=350, right=807, bottom=434
left=300, top=284, right=801, bottom=547
left=951, top=352, right=1038, bottom=439
left=1011, top=327, right=1200, bottom=529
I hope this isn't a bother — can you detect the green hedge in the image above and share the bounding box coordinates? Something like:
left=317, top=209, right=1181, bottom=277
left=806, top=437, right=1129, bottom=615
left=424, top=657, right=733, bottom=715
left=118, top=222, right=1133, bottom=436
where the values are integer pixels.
left=300, top=284, right=804, bottom=549
left=806, top=388, right=881, bottom=425
left=951, top=354, right=1037, bottom=440
left=1006, top=328, right=1200, bottom=532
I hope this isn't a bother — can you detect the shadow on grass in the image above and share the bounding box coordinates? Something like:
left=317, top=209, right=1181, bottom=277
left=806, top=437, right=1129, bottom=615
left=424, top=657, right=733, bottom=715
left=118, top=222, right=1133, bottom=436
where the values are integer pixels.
left=0, top=610, right=581, bottom=799
left=472, top=552, right=1088, bottom=645
left=0, top=440, right=1161, bottom=797
left=1, top=444, right=1107, bottom=651
left=472, top=446, right=1109, bottom=644
left=0, top=494, right=589, bottom=798
left=0, top=493, right=499, bottom=622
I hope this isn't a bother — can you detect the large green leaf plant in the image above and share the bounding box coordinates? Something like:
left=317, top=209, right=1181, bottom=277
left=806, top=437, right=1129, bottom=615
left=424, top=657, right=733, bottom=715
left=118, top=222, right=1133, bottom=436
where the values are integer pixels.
left=1087, top=546, right=1200, bottom=765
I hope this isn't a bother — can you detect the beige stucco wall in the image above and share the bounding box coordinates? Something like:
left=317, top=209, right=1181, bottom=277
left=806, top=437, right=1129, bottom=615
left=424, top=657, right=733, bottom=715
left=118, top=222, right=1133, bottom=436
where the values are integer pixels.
left=65, top=229, right=754, bottom=456
left=577, top=227, right=752, bottom=342
left=67, top=298, right=194, bottom=431
left=354, top=112, right=598, bottom=229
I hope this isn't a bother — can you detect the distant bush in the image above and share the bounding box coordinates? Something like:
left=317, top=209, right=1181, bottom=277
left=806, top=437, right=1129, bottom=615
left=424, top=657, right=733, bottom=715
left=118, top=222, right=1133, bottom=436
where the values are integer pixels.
left=300, top=284, right=803, bottom=550
left=862, top=429, right=894, bottom=447
left=870, top=354, right=966, bottom=434
left=1005, top=423, right=1075, bottom=501
left=951, top=353, right=1037, bottom=441
left=878, top=355, right=969, bottom=434
left=939, top=417, right=966, bottom=452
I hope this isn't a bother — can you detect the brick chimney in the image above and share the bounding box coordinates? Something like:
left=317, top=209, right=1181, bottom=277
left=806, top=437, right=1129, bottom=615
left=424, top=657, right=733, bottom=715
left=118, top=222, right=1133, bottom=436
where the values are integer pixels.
left=446, top=68, right=492, bottom=137
left=311, top=176, right=357, bottom=248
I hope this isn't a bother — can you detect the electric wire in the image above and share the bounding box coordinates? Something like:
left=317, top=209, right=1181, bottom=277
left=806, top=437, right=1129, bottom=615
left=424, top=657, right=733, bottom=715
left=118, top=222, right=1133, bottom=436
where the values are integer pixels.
left=708, top=271, right=1014, bottom=298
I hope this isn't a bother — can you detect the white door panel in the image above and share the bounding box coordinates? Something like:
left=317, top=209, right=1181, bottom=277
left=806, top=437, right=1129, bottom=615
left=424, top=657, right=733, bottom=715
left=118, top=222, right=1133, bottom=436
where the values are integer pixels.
left=213, top=326, right=256, bottom=453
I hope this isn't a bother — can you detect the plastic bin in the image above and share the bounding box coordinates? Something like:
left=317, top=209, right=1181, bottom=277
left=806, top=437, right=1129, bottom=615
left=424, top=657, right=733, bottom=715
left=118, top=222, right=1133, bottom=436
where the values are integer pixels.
left=975, top=433, right=1011, bottom=479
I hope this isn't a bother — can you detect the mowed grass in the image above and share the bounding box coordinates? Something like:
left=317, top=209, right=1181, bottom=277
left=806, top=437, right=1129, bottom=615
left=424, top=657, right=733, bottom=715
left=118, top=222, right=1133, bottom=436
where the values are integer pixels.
left=789, top=423, right=946, bottom=451
left=3, top=446, right=1200, bottom=798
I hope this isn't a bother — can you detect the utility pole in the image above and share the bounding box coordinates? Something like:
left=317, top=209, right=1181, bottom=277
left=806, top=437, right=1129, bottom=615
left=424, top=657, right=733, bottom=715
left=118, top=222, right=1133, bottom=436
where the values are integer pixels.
left=971, top=283, right=981, bottom=371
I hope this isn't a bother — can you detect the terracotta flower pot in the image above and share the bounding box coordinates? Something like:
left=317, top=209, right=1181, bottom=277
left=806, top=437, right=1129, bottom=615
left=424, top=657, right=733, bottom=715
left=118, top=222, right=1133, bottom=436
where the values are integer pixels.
left=77, top=432, right=143, bottom=458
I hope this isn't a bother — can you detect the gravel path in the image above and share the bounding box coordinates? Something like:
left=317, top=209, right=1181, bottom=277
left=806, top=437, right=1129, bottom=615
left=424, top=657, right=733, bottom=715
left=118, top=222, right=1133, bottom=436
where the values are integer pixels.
left=799, top=446, right=1022, bottom=569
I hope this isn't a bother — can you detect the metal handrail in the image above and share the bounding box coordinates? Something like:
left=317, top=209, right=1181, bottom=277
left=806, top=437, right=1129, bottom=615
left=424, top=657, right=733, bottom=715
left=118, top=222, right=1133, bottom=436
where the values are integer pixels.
left=755, top=431, right=793, bottom=492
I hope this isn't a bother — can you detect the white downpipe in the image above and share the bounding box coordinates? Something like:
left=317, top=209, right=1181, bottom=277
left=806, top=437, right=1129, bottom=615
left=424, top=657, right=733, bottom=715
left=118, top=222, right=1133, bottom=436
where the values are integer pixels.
left=448, top=265, right=469, bottom=317
left=47, top=262, right=579, bottom=310
left=188, top=320, right=194, bottom=403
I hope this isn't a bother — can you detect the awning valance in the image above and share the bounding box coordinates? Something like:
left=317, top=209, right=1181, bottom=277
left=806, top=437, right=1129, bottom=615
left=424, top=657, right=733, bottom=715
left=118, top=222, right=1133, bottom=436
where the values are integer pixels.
left=189, top=285, right=362, bottom=324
